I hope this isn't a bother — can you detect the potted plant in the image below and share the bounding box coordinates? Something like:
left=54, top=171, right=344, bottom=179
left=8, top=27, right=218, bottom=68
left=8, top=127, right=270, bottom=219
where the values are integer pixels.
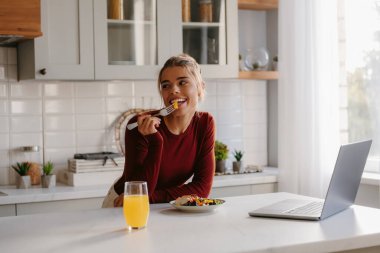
left=41, top=161, right=56, bottom=188
left=12, top=162, right=31, bottom=189
left=232, top=150, right=244, bottom=173
left=214, top=140, right=229, bottom=173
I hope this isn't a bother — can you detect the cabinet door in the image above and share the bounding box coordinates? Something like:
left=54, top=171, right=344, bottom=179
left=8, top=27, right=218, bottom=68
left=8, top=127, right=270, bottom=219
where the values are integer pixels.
left=160, top=0, right=238, bottom=78
left=34, top=0, right=94, bottom=79
left=94, top=0, right=161, bottom=79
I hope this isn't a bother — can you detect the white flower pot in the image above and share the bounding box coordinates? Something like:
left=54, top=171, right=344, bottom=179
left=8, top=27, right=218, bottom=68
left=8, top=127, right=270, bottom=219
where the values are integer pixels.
left=41, top=174, right=56, bottom=188
left=17, top=175, right=31, bottom=189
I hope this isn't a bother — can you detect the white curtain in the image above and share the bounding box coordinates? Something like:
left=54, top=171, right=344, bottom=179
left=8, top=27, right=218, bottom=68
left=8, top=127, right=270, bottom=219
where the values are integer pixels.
left=278, top=0, right=341, bottom=198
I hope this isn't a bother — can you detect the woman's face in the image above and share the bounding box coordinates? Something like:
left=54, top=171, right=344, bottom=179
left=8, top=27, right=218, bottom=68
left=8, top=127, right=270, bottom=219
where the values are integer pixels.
left=159, top=66, right=200, bottom=116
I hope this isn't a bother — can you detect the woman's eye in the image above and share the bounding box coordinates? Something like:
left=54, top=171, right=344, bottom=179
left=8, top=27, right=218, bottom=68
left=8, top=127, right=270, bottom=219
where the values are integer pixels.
left=161, top=83, right=170, bottom=89
left=179, top=80, right=188, bottom=86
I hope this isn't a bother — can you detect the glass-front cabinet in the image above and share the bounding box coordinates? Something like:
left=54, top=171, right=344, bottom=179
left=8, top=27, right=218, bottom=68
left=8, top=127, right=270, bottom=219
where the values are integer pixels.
left=94, top=0, right=237, bottom=79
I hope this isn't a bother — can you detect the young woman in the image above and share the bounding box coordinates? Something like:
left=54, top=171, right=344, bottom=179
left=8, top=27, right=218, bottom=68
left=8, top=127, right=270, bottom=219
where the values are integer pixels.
left=107, top=54, right=216, bottom=206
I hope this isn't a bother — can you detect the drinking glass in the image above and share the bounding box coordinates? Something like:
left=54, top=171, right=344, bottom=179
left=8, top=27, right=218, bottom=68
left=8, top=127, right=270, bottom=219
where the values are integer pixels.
left=123, top=181, right=149, bottom=230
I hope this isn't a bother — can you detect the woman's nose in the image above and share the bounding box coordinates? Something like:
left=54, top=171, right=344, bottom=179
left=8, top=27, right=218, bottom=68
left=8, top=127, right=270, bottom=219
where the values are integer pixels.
left=170, top=84, right=180, bottom=93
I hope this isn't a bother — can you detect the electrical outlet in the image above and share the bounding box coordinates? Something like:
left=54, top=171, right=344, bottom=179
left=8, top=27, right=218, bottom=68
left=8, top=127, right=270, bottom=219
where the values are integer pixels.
left=0, top=66, right=5, bottom=80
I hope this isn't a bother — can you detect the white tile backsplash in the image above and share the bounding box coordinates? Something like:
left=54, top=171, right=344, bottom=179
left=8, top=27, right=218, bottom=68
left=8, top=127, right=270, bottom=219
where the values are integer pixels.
left=11, top=116, right=43, bottom=132
left=45, top=99, right=75, bottom=114
left=44, top=132, right=76, bottom=148
left=107, top=97, right=135, bottom=112
left=0, top=50, right=269, bottom=185
left=44, top=147, right=76, bottom=164
left=0, top=133, right=9, bottom=150
left=107, top=81, right=134, bottom=96
left=76, top=130, right=106, bottom=147
left=0, top=116, right=9, bottom=133
left=75, top=82, right=105, bottom=97
left=11, top=83, right=42, bottom=98
left=0, top=83, right=7, bottom=97
left=10, top=133, right=42, bottom=149
left=216, top=80, right=241, bottom=96
left=76, top=114, right=107, bottom=130
left=44, top=83, right=74, bottom=97
left=10, top=100, right=42, bottom=114
left=44, top=115, right=76, bottom=131
left=134, top=80, right=158, bottom=96
left=0, top=100, right=7, bottom=114
left=75, top=98, right=106, bottom=114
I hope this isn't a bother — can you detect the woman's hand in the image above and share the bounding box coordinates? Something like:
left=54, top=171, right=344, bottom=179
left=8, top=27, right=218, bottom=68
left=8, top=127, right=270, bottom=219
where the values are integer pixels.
left=114, top=193, right=124, bottom=207
left=137, top=114, right=161, bottom=135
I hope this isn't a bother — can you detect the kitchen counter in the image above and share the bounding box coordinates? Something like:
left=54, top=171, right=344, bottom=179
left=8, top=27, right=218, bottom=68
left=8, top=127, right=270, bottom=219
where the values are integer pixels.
left=1, top=192, right=380, bottom=253
left=0, top=167, right=278, bottom=205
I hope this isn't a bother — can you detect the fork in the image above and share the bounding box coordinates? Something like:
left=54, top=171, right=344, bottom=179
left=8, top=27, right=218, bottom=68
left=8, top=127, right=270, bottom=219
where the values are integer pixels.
left=126, top=103, right=177, bottom=130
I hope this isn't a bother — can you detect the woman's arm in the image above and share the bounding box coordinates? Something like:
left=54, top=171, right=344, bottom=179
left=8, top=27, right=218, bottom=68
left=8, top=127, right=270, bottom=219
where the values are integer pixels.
left=114, top=127, right=164, bottom=197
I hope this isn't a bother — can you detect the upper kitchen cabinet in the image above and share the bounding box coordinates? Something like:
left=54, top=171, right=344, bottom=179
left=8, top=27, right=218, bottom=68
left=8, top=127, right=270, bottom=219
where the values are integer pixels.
left=18, top=0, right=94, bottom=80
left=94, top=0, right=238, bottom=79
left=18, top=0, right=238, bottom=80
left=0, top=0, right=42, bottom=45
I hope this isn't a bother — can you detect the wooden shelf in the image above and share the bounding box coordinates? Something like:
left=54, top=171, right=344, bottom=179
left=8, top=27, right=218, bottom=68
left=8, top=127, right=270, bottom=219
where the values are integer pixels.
left=239, top=71, right=278, bottom=80
left=238, top=0, right=278, bottom=10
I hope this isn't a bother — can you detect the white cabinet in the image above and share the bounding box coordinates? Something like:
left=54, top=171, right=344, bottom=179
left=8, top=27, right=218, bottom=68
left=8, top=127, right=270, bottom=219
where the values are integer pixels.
left=19, top=0, right=238, bottom=80
left=210, top=182, right=277, bottom=198
left=18, top=0, right=94, bottom=80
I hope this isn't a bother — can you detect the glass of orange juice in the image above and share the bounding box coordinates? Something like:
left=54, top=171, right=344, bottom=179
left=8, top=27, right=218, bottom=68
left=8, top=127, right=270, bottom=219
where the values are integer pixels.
left=123, top=181, right=149, bottom=230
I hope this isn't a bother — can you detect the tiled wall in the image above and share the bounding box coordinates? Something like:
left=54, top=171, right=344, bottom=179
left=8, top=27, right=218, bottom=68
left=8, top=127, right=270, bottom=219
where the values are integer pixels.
left=0, top=47, right=267, bottom=186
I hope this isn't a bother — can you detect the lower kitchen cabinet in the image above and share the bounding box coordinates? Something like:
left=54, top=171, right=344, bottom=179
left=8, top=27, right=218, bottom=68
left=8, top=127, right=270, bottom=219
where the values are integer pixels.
left=0, top=204, right=16, bottom=217
left=0, top=197, right=104, bottom=217
left=210, top=183, right=278, bottom=198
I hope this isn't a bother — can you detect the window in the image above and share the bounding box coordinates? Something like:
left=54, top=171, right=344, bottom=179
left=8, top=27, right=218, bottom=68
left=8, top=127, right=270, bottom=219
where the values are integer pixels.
left=339, top=0, right=380, bottom=172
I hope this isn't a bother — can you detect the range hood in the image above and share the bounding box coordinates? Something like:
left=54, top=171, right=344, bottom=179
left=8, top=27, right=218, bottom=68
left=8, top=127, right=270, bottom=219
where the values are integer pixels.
left=0, top=0, right=42, bottom=46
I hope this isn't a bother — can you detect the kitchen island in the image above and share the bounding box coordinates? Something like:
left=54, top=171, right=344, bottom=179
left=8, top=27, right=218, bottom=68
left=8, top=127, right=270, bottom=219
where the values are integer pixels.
left=1, top=192, right=380, bottom=253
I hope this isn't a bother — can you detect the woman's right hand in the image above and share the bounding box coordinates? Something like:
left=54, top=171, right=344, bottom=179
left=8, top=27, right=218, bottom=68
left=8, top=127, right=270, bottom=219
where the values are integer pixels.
left=114, top=193, right=124, bottom=207
left=137, top=114, right=161, bottom=135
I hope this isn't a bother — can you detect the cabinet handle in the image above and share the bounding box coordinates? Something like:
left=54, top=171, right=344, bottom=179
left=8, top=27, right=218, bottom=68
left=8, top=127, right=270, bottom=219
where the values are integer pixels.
left=39, top=68, right=47, bottom=75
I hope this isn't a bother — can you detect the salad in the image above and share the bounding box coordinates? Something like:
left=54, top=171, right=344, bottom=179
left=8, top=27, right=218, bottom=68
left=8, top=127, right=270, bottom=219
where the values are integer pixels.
left=174, top=195, right=224, bottom=207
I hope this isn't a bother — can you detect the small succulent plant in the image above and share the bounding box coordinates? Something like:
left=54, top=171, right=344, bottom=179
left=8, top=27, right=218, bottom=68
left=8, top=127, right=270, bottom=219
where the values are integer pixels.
left=42, top=161, right=54, bottom=175
left=12, top=162, right=31, bottom=176
left=233, top=150, right=244, bottom=162
left=215, top=141, right=229, bottom=161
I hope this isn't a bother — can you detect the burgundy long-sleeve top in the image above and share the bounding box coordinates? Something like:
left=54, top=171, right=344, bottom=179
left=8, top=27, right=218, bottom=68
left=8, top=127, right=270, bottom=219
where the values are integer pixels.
left=114, top=111, right=215, bottom=203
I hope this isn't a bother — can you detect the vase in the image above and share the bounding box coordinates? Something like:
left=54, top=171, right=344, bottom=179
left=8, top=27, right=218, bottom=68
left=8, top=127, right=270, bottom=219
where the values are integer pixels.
left=215, top=160, right=226, bottom=173
left=233, top=161, right=242, bottom=173
left=27, top=162, right=41, bottom=185
left=41, top=175, right=56, bottom=188
left=16, top=175, right=31, bottom=189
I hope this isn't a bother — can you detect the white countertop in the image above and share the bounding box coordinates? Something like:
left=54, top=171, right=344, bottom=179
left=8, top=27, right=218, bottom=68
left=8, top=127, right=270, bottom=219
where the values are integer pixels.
left=0, top=167, right=278, bottom=205
left=1, top=192, right=380, bottom=253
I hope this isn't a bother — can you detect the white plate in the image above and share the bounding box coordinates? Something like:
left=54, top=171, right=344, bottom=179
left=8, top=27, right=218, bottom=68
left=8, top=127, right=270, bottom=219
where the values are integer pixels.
left=169, top=199, right=225, bottom=213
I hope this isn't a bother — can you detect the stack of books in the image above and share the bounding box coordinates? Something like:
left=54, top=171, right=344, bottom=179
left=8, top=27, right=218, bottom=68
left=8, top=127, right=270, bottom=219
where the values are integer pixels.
left=68, top=157, right=125, bottom=173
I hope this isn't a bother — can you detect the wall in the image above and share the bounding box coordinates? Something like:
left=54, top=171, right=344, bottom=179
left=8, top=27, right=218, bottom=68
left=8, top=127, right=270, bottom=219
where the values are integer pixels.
left=0, top=46, right=268, bottom=186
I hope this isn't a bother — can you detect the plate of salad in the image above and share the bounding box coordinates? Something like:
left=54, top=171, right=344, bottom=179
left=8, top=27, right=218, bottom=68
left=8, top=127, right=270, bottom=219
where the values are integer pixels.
left=169, top=195, right=225, bottom=212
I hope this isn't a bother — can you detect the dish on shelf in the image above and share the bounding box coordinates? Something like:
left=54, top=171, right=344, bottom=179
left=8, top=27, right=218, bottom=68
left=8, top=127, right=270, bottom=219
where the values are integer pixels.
left=244, top=47, right=269, bottom=71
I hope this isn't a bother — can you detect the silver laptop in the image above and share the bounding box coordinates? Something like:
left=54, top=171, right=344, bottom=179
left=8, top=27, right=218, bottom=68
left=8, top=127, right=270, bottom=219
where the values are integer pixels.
left=249, top=140, right=372, bottom=221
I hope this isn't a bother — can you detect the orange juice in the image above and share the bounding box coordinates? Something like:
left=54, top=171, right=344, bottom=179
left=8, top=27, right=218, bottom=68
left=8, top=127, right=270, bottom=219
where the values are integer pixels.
left=123, top=195, right=149, bottom=228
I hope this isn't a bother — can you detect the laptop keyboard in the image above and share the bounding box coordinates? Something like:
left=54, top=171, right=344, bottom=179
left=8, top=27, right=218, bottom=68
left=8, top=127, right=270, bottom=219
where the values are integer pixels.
left=285, top=201, right=324, bottom=215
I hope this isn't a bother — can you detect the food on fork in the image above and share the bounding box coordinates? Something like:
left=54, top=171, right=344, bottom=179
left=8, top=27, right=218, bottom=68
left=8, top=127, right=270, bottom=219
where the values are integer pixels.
left=173, top=100, right=179, bottom=109
left=174, top=195, right=223, bottom=206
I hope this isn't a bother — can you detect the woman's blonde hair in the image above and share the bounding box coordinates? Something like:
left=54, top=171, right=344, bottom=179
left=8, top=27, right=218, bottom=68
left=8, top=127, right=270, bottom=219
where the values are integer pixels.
left=157, top=54, right=205, bottom=101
